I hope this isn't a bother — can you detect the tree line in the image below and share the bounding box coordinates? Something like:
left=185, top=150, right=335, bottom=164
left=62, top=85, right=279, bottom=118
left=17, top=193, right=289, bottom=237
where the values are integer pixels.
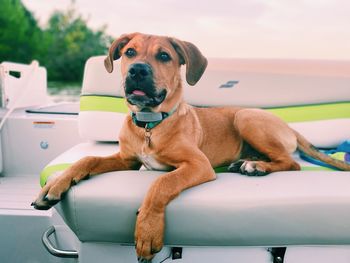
left=0, top=0, right=112, bottom=82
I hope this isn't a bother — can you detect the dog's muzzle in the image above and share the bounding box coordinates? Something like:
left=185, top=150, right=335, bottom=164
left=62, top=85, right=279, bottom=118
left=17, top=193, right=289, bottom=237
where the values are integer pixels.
left=125, top=63, right=167, bottom=108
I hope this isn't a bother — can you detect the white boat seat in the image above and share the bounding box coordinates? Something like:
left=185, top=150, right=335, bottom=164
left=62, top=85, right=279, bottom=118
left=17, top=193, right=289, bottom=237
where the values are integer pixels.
left=78, top=56, right=350, bottom=147
left=40, top=56, right=350, bottom=247
left=57, top=169, right=350, bottom=246
left=44, top=142, right=350, bottom=246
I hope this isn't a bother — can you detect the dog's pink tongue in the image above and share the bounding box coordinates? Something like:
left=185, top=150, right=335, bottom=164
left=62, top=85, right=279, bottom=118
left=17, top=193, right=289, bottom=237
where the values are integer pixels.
left=132, top=90, right=146, bottom=96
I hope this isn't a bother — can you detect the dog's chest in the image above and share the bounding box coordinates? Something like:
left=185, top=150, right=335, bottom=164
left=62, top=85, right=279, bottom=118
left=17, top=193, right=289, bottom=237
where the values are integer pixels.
left=138, top=153, right=171, bottom=171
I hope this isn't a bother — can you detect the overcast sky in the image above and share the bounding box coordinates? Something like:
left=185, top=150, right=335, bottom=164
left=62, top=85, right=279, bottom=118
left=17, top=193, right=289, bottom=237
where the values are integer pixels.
left=22, top=0, right=350, bottom=60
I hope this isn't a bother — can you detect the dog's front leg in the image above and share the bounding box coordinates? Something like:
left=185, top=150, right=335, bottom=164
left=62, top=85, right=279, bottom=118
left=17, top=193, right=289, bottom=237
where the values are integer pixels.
left=33, top=152, right=141, bottom=210
left=135, top=150, right=216, bottom=261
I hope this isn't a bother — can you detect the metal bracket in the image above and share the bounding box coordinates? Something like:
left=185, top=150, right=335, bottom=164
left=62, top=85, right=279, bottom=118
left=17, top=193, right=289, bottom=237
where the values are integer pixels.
left=171, top=247, right=183, bottom=260
left=42, top=226, right=79, bottom=258
left=268, top=247, right=286, bottom=263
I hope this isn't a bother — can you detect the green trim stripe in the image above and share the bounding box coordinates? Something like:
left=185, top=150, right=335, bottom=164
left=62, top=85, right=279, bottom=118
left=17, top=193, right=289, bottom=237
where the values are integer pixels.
left=80, top=95, right=128, bottom=113
left=266, top=102, right=350, bottom=123
left=300, top=166, right=334, bottom=171
left=214, top=166, right=230, bottom=173
left=40, top=163, right=72, bottom=187
left=80, top=95, right=350, bottom=123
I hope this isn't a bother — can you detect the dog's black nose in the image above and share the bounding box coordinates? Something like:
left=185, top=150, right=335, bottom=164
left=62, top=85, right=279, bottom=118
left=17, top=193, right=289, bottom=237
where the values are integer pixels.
left=128, top=63, right=152, bottom=81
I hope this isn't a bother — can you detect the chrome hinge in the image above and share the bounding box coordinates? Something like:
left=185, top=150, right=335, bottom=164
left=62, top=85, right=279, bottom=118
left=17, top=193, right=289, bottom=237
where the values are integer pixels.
left=268, top=247, right=286, bottom=263
left=171, top=247, right=183, bottom=260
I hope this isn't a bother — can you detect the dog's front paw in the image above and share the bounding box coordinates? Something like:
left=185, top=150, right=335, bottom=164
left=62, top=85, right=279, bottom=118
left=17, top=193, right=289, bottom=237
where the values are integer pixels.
left=31, top=175, right=73, bottom=210
left=135, top=209, right=165, bottom=262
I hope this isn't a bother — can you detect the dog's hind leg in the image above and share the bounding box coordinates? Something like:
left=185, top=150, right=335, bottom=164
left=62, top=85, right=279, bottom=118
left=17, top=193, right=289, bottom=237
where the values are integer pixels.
left=231, top=109, right=300, bottom=176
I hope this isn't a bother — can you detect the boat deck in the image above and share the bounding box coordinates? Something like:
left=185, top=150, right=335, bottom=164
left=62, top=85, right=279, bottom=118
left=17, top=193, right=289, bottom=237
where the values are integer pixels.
left=0, top=176, right=40, bottom=210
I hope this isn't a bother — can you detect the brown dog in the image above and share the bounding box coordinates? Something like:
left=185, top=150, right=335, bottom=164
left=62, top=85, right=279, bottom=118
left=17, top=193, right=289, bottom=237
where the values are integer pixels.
left=33, top=33, right=350, bottom=261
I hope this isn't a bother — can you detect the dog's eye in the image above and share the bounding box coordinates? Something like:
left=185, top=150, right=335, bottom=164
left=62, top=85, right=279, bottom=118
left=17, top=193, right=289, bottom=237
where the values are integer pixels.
left=125, top=48, right=137, bottom=58
left=157, top=52, right=171, bottom=62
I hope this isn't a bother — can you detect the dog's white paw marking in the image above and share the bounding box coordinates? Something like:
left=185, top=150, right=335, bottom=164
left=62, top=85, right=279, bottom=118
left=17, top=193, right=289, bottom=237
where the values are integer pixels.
left=239, top=161, right=267, bottom=177
left=243, top=161, right=256, bottom=173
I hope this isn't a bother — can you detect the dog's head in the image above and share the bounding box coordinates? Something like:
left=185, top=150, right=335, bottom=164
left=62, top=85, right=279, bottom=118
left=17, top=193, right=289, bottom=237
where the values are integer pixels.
left=104, top=33, right=207, bottom=112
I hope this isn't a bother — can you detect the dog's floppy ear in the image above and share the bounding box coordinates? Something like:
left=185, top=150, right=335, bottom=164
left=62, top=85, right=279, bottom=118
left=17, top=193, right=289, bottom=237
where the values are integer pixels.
left=170, top=38, right=208, bottom=86
left=104, top=33, right=138, bottom=73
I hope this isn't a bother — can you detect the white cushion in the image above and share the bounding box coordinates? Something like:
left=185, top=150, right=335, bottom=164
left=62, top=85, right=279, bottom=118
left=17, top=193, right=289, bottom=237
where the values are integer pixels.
left=81, top=56, right=124, bottom=97
left=78, top=56, right=350, bottom=146
left=185, top=58, right=350, bottom=107
left=42, top=143, right=350, bottom=245
left=290, top=119, right=350, bottom=148
left=78, top=112, right=125, bottom=142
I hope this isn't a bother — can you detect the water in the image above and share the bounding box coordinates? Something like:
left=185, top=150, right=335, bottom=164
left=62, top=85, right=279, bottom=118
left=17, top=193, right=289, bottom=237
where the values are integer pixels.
left=48, top=82, right=81, bottom=102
